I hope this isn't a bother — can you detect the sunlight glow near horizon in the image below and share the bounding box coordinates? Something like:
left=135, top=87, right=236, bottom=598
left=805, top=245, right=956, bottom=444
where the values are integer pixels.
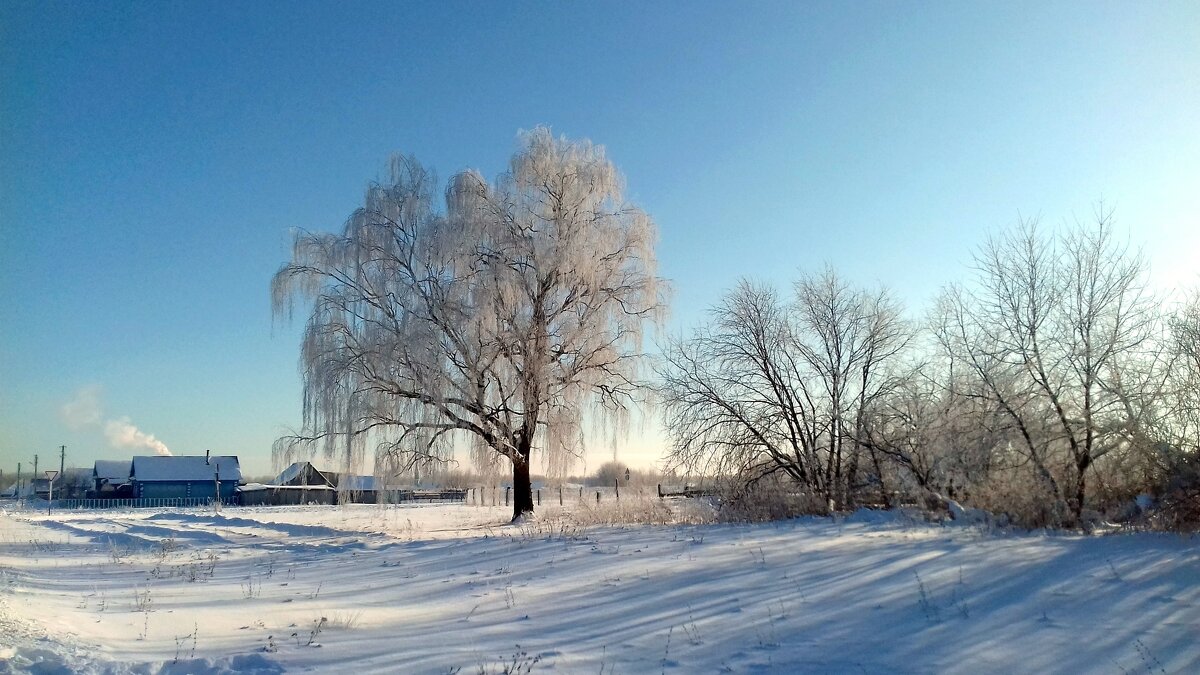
left=1, top=1, right=1197, bottom=476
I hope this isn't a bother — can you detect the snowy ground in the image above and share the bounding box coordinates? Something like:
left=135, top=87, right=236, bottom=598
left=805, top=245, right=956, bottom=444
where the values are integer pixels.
left=0, top=498, right=1197, bottom=674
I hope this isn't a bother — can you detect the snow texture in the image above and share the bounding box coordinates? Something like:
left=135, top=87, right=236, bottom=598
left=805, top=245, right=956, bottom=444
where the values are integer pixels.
left=1, top=501, right=1197, bottom=673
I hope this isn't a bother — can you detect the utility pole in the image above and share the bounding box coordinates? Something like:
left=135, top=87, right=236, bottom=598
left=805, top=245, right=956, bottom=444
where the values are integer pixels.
left=32, top=454, right=38, bottom=502
left=15, top=463, right=20, bottom=503
left=59, top=446, right=66, bottom=499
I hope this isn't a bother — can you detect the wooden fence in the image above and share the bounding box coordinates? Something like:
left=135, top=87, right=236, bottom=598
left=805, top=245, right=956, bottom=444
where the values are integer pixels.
left=466, top=483, right=713, bottom=506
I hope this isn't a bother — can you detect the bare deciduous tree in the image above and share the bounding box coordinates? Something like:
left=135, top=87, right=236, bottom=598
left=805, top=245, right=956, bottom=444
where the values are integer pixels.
left=859, top=361, right=1006, bottom=504
left=933, top=209, right=1159, bottom=524
left=658, top=271, right=908, bottom=509
left=272, top=128, right=664, bottom=519
left=792, top=268, right=910, bottom=506
left=1165, top=294, right=1200, bottom=452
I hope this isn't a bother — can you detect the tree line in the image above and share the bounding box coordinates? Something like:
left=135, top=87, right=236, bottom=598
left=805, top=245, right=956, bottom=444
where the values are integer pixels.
left=659, top=209, right=1199, bottom=528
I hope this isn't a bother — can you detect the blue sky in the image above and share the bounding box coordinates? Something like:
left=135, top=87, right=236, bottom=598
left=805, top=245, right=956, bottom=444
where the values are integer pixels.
left=2, top=1, right=1198, bottom=477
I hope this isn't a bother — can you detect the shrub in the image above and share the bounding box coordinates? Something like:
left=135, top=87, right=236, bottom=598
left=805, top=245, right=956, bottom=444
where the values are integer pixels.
left=1150, top=449, right=1200, bottom=532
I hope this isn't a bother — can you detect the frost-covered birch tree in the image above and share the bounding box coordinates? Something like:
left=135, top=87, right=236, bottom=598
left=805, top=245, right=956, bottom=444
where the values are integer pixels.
left=272, top=128, right=664, bottom=519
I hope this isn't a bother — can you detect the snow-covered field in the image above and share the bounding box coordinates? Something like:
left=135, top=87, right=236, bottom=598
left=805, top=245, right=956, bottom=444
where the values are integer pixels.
left=1, top=499, right=1197, bottom=674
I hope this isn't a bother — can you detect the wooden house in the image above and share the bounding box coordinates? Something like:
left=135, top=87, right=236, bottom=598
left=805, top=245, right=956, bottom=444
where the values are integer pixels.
left=130, top=454, right=241, bottom=501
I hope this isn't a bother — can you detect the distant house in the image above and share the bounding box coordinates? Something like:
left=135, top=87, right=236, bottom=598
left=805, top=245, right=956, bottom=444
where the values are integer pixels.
left=130, top=455, right=241, bottom=501
left=1, top=481, right=34, bottom=499
left=271, top=462, right=335, bottom=488
left=29, top=477, right=52, bottom=498
left=47, top=467, right=93, bottom=499
left=94, top=460, right=133, bottom=497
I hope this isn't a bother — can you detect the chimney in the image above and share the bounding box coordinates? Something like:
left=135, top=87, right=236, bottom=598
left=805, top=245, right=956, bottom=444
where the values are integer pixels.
left=206, top=449, right=210, bottom=464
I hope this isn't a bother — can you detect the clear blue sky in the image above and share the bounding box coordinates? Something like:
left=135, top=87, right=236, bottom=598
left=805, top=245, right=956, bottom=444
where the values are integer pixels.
left=2, top=1, right=1198, bottom=477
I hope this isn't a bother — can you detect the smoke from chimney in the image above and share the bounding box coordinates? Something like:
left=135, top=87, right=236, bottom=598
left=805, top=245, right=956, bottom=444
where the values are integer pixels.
left=61, top=386, right=173, bottom=456
left=106, top=417, right=172, bottom=456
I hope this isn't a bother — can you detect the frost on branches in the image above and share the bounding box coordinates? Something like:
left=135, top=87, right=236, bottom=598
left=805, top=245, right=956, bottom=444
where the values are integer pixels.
left=272, top=128, right=665, bottom=519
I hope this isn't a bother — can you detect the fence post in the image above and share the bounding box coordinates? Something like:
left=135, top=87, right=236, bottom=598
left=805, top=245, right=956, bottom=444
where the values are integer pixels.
left=537, top=489, right=540, bottom=506
left=615, top=478, right=620, bottom=501
left=579, top=486, right=583, bottom=501
left=596, top=490, right=600, bottom=504
left=559, top=486, right=563, bottom=506
left=505, top=486, right=510, bottom=506
left=657, top=483, right=663, bottom=498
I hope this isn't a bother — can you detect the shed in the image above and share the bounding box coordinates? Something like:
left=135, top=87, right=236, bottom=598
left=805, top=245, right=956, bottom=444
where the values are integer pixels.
left=238, top=483, right=337, bottom=506
left=338, top=474, right=379, bottom=503
left=271, top=462, right=334, bottom=488
left=338, top=474, right=378, bottom=492
left=94, top=459, right=132, bottom=495
left=322, top=473, right=384, bottom=503
left=130, top=455, right=241, bottom=501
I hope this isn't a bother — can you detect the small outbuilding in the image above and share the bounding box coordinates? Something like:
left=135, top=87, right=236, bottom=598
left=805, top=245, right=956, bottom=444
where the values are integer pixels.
left=130, top=454, right=241, bottom=502
left=237, top=483, right=337, bottom=506
left=271, top=462, right=335, bottom=488
left=320, top=473, right=387, bottom=503
left=93, top=459, right=133, bottom=496
left=1, top=481, right=36, bottom=499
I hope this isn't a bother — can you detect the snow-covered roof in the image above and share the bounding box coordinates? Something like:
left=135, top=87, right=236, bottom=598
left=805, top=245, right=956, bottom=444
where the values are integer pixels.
left=94, top=460, right=132, bottom=481
left=131, top=455, right=241, bottom=482
left=273, top=462, right=306, bottom=485
left=339, top=475, right=378, bottom=491
left=270, top=461, right=335, bottom=487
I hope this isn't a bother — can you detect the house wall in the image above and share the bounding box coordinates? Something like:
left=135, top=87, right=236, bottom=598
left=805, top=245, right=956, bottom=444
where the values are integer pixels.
left=136, top=480, right=237, bottom=501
